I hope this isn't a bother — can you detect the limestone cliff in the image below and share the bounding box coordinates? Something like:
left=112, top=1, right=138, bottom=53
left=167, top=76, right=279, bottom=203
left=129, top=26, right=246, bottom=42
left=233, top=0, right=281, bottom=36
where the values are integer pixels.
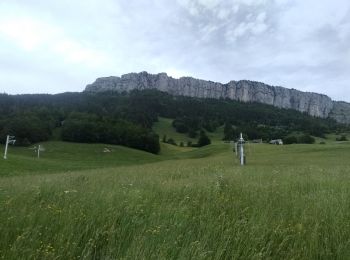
left=85, top=71, right=349, bottom=124
left=329, top=102, right=350, bottom=124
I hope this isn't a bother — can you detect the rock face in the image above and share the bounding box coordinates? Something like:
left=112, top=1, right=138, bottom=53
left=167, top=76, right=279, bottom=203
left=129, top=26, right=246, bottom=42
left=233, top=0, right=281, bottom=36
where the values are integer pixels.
left=329, top=102, right=350, bottom=124
left=85, top=71, right=348, bottom=124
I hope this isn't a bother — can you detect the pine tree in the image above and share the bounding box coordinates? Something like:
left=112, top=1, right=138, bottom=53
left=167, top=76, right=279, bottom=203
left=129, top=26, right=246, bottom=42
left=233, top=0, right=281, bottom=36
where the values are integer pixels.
left=198, top=130, right=211, bottom=147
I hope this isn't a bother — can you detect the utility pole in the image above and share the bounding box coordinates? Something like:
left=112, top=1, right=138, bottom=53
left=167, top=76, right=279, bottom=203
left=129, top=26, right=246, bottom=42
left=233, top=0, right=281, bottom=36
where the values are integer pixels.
left=3, top=135, right=16, bottom=160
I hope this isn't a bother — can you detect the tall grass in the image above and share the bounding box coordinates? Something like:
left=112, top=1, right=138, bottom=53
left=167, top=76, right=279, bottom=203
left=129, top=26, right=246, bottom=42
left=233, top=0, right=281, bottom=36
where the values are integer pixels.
left=1, top=142, right=350, bottom=259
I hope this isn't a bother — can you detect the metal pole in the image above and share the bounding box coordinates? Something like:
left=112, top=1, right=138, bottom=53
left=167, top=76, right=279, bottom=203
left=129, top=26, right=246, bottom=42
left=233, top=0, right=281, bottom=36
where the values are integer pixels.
left=38, top=145, right=40, bottom=159
left=239, top=133, right=244, bottom=166
left=3, top=135, right=9, bottom=160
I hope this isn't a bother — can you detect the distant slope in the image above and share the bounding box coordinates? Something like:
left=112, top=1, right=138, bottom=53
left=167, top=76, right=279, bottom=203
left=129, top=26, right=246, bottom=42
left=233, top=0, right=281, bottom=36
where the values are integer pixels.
left=85, top=71, right=350, bottom=124
left=0, top=139, right=230, bottom=176
left=153, top=117, right=224, bottom=145
left=153, top=117, right=196, bottom=145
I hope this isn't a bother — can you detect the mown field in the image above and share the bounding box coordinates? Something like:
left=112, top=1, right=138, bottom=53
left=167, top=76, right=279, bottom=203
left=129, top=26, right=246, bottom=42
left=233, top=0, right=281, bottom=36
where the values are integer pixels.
left=1, top=135, right=350, bottom=259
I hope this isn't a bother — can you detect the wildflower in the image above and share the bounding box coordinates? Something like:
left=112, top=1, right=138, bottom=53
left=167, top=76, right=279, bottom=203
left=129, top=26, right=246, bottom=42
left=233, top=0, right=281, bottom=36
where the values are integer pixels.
left=64, top=190, right=78, bottom=194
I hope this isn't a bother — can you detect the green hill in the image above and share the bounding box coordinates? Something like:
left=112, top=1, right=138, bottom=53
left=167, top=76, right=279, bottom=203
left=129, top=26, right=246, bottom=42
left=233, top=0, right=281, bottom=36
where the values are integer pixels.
left=0, top=141, right=159, bottom=176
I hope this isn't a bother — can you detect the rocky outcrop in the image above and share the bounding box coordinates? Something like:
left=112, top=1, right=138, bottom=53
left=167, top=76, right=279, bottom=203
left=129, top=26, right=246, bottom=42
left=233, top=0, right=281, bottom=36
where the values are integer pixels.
left=329, top=102, right=350, bottom=124
left=85, top=71, right=349, bottom=124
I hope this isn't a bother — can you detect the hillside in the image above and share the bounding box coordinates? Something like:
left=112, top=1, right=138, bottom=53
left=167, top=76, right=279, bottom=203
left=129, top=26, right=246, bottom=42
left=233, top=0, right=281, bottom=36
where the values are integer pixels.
left=0, top=142, right=160, bottom=176
left=85, top=71, right=350, bottom=124
left=1, top=90, right=345, bottom=154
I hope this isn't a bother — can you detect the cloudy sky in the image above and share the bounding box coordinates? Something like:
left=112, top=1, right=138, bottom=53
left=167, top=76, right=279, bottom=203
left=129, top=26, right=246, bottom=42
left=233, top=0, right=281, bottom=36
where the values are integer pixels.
left=0, top=0, right=349, bottom=100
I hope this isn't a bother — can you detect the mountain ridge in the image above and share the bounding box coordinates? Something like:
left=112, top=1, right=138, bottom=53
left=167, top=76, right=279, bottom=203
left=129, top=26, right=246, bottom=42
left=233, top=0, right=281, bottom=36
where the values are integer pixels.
left=85, top=71, right=350, bottom=124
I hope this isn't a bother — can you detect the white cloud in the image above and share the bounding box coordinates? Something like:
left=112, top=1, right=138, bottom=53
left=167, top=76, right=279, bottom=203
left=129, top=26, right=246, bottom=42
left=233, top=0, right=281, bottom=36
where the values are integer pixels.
left=0, top=17, right=51, bottom=51
left=232, top=5, right=240, bottom=13
left=226, top=13, right=269, bottom=41
left=217, top=9, right=230, bottom=20
left=196, top=0, right=220, bottom=9
left=256, top=12, right=266, bottom=23
left=0, top=12, right=109, bottom=68
left=0, top=0, right=349, bottom=101
left=251, top=23, right=268, bottom=35
left=234, top=0, right=269, bottom=6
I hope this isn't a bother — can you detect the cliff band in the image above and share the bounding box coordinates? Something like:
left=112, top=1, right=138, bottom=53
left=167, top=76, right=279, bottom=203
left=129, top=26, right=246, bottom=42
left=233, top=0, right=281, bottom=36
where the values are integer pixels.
left=85, top=72, right=350, bottom=124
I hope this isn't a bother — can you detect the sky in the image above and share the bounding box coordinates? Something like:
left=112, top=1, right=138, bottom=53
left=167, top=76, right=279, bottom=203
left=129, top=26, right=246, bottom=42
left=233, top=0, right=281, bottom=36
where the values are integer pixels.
left=0, top=0, right=349, bottom=101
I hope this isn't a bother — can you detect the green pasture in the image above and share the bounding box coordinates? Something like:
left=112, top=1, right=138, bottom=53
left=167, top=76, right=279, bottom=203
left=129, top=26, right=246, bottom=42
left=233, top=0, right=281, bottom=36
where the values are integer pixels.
left=1, top=134, right=350, bottom=258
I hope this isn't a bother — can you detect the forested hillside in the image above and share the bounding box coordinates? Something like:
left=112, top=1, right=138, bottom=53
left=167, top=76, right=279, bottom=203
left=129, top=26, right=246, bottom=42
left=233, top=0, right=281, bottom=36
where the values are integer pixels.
left=0, top=90, right=346, bottom=153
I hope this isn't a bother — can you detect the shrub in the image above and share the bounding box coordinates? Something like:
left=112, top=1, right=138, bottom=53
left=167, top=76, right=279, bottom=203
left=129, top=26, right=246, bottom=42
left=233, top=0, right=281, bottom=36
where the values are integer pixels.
left=283, top=136, right=298, bottom=145
left=298, top=134, right=315, bottom=144
left=167, top=138, right=177, bottom=146
left=336, top=135, right=348, bottom=141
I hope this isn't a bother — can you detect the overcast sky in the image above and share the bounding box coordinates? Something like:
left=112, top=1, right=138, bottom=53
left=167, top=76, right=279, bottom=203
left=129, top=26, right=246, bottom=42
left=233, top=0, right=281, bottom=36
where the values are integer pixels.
left=0, top=0, right=349, bottom=100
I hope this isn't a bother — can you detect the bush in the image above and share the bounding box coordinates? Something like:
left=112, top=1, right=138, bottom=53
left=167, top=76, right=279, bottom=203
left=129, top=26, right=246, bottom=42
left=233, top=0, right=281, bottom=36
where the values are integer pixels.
left=336, top=135, right=348, bottom=141
left=283, top=134, right=316, bottom=145
left=283, top=136, right=298, bottom=145
left=298, top=134, right=315, bottom=144
left=167, top=138, right=177, bottom=146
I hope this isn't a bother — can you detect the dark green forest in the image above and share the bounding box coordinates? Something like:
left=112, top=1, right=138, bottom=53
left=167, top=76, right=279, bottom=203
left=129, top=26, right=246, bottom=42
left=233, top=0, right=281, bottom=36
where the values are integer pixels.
left=0, top=90, right=346, bottom=153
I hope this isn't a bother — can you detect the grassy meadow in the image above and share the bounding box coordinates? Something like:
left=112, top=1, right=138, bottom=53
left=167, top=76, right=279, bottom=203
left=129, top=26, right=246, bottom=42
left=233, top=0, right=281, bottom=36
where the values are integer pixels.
left=1, top=129, right=350, bottom=258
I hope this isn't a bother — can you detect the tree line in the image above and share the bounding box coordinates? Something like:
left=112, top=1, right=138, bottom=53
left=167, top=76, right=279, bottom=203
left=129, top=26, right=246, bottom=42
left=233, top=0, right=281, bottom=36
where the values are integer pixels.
left=0, top=90, right=347, bottom=153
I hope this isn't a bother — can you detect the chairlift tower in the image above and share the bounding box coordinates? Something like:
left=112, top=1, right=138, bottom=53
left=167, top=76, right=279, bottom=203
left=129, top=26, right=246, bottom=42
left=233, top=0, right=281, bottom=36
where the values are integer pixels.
left=3, top=135, right=16, bottom=160
left=37, top=145, right=45, bottom=158
left=30, top=144, right=45, bottom=158
left=237, top=133, right=245, bottom=166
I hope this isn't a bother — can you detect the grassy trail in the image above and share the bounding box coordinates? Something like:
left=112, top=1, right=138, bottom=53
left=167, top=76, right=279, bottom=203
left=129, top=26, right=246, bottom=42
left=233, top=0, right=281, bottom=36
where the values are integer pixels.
left=1, top=141, right=350, bottom=259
